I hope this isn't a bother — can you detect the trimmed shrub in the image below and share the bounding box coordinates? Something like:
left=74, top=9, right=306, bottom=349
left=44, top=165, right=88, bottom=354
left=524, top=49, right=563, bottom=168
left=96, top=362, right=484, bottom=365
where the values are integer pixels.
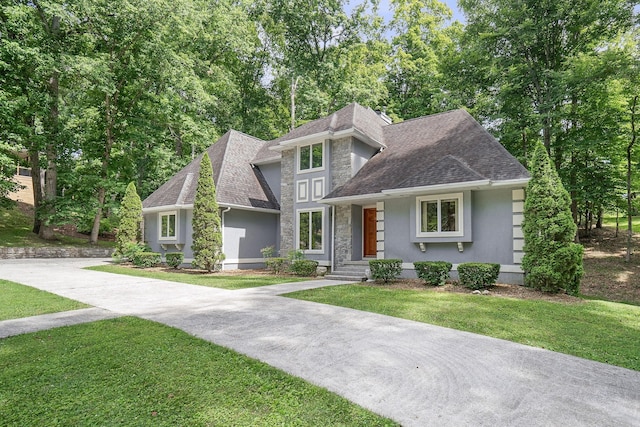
left=369, top=259, right=403, bottom=284
left=265, top=257, right=288, bottom=275
left=132, top=252, right=162, bottom=268
left=290, top=259, right=319, bottom=277
left=114, top=182, right=142, bottom=256
left=165, top=252, right=184, bottom=269
left=458, top=263, right=500, bottom=290
left=287, top=249, right=305, bottom=262
left=414, top=261, right=452, bottom=286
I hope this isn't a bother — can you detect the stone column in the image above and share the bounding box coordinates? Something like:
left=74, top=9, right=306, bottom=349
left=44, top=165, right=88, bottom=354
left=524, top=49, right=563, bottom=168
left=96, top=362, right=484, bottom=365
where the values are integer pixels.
left=279, top=149, right=295, bottom=255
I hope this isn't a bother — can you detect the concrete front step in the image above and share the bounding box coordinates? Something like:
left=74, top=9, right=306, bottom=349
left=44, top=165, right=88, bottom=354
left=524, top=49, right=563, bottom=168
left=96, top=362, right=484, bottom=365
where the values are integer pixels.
left=325, top=274, right=366, bottom=281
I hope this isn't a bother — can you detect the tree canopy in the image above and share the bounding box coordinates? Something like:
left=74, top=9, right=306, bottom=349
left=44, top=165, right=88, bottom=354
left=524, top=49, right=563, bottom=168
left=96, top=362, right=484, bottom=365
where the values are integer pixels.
left=0, top=0, right=638, bottom=249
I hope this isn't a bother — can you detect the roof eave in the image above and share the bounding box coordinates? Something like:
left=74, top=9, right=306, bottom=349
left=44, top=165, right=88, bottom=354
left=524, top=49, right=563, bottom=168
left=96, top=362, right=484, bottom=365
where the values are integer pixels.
left=143, top=202, right=280, bottom=215
left=269, top=128, right=385, bottom=152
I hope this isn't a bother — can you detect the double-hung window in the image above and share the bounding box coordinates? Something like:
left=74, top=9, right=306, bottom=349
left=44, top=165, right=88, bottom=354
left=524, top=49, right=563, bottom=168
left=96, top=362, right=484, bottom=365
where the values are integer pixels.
left=298, top=209, right=323, bottom=252
left=416, top=193, right=463, bottom=237
left=298, top=142, right=323, bottom=172
left=159, top=211, right=177, bottom=240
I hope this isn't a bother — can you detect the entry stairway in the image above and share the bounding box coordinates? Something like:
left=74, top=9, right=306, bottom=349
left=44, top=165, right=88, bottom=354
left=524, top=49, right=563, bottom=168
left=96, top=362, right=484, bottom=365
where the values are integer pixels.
left=325, top=260, right=369, bottom=281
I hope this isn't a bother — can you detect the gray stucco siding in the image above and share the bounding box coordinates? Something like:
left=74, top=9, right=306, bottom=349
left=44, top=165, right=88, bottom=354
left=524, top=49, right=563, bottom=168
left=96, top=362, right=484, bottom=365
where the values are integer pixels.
left=258, top=162, right=281, bottom=204
left=143, top=208, right=191, bottom=257
left=222, top=208, right=278, bottom=263
left=383, top=188, right=515, bottom=267
left=351, top=139, right=378, bottom=176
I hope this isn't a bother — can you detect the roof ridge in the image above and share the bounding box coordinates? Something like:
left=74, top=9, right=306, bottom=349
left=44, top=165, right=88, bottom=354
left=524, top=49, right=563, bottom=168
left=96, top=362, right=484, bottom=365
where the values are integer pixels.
left=386, top=109, right=466, bottom=128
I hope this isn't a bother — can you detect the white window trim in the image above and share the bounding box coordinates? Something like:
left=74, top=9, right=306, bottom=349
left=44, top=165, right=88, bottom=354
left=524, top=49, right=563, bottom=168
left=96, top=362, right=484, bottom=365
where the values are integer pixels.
left=296, top=141, right=325, bottom=174
left=296, top=207, right=324, bottom=254
left=158, top=210, right=178, bottom=241
left=416, top=193, right=464, bottom=238
left=296, top=179, right=309, bottom=202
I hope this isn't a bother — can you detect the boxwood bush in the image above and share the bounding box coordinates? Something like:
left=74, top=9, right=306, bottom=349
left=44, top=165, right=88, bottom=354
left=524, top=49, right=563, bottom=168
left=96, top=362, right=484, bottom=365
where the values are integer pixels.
left=413, top=261, right=452, bottom=286
left=458, top=263, right=500, bottom=290
left=265, top=257, right=288, bottom=275
left=290, top=259, right=319, bottom=277
left=132, top=252, right=162, bottom=268
left=369, top=259, right=403, bottom=284
left=165, top=252, right=184, bottom=269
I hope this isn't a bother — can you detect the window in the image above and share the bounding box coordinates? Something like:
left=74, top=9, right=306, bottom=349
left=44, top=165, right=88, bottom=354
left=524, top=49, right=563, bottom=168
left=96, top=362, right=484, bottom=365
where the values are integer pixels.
left=298, top=142, right=324, bottom=172
left=159, top=211, right=177, bottom=240
left=298, top=209, right=323, bottom=252
left=416, top=193, right=463, bottom=237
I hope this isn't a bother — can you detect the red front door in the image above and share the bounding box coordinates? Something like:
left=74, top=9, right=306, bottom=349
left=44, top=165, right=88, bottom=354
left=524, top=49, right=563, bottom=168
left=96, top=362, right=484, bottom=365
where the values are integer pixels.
left=363, top=208, right=377, bottom=257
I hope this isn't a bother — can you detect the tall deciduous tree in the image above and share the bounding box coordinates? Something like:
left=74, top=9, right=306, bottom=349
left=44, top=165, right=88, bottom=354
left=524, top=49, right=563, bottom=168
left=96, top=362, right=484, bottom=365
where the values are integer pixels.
left=522, top=143, right=583, bottom=295
left=114, top=182, right=142, bottom=256
left=191, top=152, right=224, bottom=272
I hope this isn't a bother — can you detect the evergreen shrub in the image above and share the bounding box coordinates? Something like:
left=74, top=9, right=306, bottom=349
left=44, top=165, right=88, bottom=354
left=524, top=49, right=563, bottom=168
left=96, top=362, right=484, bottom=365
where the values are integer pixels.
left=413, top=261, right=452, bottom=286
left=522, top=143, right=583, bottom=294
left=165, top=252, right=184, bottom=269
left=369, top=259, right=403, bottom=283
left=115, top=182, right=142, bottom=256
left=265, top=257, right=288, bottom=275
left=290, top=259, right=319, bottom=276
left=458, top=263, right=500, bottom=290
left=132, top=252, right=162, bottom=268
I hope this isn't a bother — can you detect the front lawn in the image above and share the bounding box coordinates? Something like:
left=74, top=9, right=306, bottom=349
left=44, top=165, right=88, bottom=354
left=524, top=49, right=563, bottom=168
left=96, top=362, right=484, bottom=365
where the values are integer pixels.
left=286, top=284, right=640, bottom=372
left=86, top=264, right=311, bottom=289
left=0, top=280, right=89, bottom=321
left=0, top=317, right=396, bottom=426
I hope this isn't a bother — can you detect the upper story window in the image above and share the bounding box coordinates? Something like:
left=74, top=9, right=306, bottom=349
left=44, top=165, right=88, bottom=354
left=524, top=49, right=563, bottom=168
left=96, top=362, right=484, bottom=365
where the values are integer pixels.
left=416, top=193, right=463, bottom=237
left=298, top=142, right=324, bottom=173
left=159, top=211, right=177, bottom=240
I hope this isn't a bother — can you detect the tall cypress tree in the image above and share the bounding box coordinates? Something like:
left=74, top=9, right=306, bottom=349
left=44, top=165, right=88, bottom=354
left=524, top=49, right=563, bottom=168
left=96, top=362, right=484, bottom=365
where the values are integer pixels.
left=522, top=143, right=583, bottom=294
left=191, top=152, right=224, bottom=272
left=115, top=181, right=142, bottom=256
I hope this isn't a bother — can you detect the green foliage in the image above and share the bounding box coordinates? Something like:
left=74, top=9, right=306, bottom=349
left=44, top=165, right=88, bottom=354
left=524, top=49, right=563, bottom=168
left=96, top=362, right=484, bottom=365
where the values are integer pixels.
left=290, top=259, right=319, bottom=277
left=132, top=252, right=162, bottom=268
left=265, top=257, right=288, bottom=275
left=114, top=182, right=142, bottom=256
left=165, top=252, right=184, bottom=269
left=413, top=261, right=452, bottom=286
left=522, top=144, right=584, bottom=294
left=115, top=242, right=150, bottom=263
left=457, top=263, right=500, bottom=290
left=191, top=153, right=224, bottom=272
left=260, top=245, right=275, bottom=258
left=369, top=259, right=403, bottom=284
left=287, top=249, right=305, bottom=262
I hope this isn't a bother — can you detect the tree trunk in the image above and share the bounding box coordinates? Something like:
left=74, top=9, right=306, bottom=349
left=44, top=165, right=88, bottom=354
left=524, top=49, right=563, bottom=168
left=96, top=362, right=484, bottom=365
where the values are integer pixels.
left=626, top=95, right=638, bottom=262
left=29, top=146, right=43, bottom=235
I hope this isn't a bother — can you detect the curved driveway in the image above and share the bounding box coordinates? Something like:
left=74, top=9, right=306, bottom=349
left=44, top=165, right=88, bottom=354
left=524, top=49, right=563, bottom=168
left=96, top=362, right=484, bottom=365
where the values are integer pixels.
left=1, top=258, right=639, bottom=426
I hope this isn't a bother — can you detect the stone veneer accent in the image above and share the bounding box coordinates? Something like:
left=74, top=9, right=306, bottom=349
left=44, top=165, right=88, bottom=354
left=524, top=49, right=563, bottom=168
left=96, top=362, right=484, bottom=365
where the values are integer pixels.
left=512, top=189, right=525, bottom=264
left=279, top=149, right=295, bottom=255
left=331, top=137, right=355, bottom=266
left=0, top=247, right=113, bottom=259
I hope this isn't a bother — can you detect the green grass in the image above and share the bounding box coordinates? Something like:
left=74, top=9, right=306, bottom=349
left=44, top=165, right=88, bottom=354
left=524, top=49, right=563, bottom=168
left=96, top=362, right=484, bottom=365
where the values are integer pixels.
left=286, top=285, right=640, bottom=371
left=601, top=214, right=640, bottom=233
left=0, top=317, right=396, bottom=426
left=0, top=280, right=89, bottom=321
left=87, top=264, right=311, bottom=290
left=0, top=205, right=113, bottom=247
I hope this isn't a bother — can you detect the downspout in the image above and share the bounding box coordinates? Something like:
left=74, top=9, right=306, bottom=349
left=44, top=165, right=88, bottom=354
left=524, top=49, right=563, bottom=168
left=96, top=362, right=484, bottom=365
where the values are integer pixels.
left=331, top=205, right=335, bottom=273
left=221, top=207, right=231, bottom=265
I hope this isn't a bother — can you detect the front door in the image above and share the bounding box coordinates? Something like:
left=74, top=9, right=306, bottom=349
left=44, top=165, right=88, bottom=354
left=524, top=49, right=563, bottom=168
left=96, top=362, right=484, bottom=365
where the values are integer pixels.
left=363, top=208, right=377, bottom=257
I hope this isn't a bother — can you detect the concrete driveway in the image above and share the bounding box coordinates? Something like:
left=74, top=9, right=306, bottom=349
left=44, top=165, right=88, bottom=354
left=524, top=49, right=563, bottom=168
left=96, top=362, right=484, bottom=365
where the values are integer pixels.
left=1, top=258, right=639, bottom=426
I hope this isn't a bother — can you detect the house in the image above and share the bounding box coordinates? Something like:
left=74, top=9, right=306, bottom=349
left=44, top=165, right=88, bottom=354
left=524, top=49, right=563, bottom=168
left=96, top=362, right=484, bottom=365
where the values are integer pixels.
left=142, top=103, right=530, bottom=283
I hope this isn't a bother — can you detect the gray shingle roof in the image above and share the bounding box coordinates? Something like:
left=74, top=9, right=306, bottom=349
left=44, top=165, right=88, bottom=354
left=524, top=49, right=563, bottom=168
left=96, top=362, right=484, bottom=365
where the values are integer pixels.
left=143, top=130, right=279, bottom=210
left=324, top=109, right=529, bottom=199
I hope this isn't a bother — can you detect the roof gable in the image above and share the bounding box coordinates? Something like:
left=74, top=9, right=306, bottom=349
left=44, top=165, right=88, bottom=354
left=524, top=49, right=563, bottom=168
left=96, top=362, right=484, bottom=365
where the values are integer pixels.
left=324, top=109, right=529, bottom=200
left=143, top=130, right=279, bottom=211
